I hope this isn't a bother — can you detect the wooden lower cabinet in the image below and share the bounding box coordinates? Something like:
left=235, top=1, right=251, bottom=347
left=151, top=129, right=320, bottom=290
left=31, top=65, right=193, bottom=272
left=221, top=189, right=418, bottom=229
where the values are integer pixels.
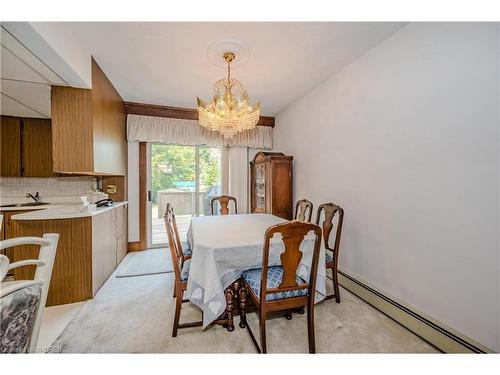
left=2, top=210, right=36, bottom=259
left=10, top=205, right=128, bottom=306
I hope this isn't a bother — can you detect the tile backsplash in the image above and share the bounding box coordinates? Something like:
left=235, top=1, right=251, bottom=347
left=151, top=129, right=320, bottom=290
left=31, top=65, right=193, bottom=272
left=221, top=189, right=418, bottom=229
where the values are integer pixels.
left=0, top=177, right=98, bottom=199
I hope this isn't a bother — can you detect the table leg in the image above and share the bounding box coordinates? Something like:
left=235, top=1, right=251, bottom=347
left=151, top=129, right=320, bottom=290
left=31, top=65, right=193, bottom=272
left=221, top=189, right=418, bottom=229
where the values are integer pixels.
left=238, top=285, right=247, bottom=328
left=224, top=287, right=235, bottom=332
left=231, top=279, right=240, bottom=302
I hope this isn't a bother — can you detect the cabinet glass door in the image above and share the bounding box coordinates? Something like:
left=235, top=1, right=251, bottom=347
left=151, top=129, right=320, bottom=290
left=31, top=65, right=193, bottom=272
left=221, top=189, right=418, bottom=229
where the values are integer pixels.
left=255, top=164, right=265, bottom=210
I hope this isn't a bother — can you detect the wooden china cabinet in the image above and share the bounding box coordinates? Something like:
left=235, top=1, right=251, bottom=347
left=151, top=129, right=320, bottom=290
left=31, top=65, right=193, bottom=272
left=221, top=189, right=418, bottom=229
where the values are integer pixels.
left=250, top=152, right=293, bottom=220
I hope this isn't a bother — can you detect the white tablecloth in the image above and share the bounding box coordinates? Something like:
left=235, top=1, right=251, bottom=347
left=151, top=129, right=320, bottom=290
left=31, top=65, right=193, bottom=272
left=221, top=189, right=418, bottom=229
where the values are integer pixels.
left=185, top=213, right=326, bottom=328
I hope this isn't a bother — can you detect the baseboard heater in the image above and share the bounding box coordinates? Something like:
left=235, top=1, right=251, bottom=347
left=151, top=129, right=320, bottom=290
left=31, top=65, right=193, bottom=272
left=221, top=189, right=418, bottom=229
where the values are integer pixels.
left=336, top=270, right=492, bottom=353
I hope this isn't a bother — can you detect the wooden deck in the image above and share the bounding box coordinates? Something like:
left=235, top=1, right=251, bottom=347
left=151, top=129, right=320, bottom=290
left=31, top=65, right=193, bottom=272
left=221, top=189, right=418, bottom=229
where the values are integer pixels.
left=152, top=214, right=192, bottom=245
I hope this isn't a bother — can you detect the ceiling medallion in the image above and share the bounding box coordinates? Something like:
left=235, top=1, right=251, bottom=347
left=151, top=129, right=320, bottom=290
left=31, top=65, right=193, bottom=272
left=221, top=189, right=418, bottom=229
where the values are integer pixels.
left=197, top=50, right=260, bottom=139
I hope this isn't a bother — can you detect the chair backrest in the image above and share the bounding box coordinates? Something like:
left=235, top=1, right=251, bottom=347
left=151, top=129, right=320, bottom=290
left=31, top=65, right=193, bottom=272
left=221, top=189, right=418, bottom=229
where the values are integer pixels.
left=211, top=195, right=238, bottom=215
left=166, top=203, right=186, bottom=259
left=294, top=199, right=313, bottom=222
left=260, top=221, right=322, bottom=302
left=315, top=203, right=344, bottom=261
left=0, top=234, right=59, bottom=352
left=164, top=204, right=183, bottom=281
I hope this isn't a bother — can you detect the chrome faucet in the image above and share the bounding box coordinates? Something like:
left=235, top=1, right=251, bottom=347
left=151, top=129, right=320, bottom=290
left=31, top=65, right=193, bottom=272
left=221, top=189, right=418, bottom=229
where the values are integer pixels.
left=26, top=192, right=40, bottom=202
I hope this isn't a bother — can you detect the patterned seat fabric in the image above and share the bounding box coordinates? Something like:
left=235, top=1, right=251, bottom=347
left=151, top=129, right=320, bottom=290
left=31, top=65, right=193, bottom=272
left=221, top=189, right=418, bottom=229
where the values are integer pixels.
left=325, top=250, right=334, bottom=264
left=181, top=240, right=192, bottom=257
left=242, top=266, right=308, bottom=302
left=0, top=284, right=42, bottom=354
left=181, top=259, right=191, bottom=282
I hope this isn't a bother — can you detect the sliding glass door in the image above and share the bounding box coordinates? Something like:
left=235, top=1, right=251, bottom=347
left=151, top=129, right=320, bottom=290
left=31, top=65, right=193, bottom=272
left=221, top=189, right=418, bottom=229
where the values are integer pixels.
left=148, top=143, right=222, bottom=247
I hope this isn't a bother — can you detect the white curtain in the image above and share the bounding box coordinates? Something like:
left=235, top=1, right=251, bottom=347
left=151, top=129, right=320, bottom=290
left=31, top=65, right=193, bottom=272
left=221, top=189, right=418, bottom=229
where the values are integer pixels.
left=228, top=147, right=249, bottom=213
left=127, top=114, right=272, bottom=149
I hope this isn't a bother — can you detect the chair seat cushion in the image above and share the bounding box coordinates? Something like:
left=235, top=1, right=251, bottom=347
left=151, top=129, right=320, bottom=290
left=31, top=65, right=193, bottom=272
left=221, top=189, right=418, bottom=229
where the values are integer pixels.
left=242, top=266, right=308, bottom=302
left=0, top=284, right=41, bottom=353
left=325, top=250, right=334, bottom=263
left=181, top=259, right=190, bottom=282
left=181, top=240, right=192, bottom=257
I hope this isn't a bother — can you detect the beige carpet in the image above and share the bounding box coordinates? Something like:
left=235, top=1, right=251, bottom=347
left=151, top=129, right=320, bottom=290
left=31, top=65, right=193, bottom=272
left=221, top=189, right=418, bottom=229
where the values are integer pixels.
left=115, top=249, right=172, bottom=278
left=53, top=259, right=439, bottom=353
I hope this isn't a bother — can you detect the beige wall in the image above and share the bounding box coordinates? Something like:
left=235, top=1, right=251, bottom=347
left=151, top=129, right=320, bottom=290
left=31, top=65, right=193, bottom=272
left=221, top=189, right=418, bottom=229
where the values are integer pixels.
left=274, top=23, right=500, bottom=351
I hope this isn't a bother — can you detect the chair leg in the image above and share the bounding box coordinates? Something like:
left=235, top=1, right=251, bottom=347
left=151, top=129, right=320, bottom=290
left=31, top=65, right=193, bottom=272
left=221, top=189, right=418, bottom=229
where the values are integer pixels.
left=172, top=287, right=182, bottom=337
left=307, top=303, right=316, bottom=354
left=259, top=311, right=267, bottom=354
left=333, top=267, right=341, bottom=303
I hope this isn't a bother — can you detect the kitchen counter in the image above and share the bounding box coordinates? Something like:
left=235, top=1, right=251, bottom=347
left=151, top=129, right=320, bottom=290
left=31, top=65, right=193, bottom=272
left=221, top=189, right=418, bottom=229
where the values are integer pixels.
left=0, top=203, right=71, bottom=211
left=0, top=196, right=88, bottom=211
left=10, top=201, right=128, bottom=221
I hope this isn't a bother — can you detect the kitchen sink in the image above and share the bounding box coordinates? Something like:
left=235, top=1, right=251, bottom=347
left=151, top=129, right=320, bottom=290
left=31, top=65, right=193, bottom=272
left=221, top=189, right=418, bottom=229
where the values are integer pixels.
left=0, top=202, right=50, bottom=208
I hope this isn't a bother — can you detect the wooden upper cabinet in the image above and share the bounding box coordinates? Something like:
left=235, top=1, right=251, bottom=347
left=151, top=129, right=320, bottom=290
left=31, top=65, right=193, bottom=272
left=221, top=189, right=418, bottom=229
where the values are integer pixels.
left=1, top=116, right=56, bottom=177
left=51, top=58, right=126, bottom=176
left=1, top=116, right=22, bottom=177
left=22, top=118, right=57, bottom=177
left=51, top=86, right=94, bottom=173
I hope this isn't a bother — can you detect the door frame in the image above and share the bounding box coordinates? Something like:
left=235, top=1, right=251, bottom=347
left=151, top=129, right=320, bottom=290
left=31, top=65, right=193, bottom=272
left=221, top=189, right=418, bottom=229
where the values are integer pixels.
left=138, top=142, right=148, bottom=251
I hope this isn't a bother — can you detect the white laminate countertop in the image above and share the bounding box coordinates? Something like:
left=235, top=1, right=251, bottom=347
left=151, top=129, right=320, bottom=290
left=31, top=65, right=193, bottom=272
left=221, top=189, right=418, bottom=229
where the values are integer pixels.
left=10, top=202, right=128, bottom=221
left=0, top=203, right=74, bottom=211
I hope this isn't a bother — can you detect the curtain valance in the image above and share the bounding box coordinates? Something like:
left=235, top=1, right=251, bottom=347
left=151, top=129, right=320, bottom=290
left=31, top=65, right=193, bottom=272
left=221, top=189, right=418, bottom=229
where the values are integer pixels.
left=127, top=114, right=272, bottom=149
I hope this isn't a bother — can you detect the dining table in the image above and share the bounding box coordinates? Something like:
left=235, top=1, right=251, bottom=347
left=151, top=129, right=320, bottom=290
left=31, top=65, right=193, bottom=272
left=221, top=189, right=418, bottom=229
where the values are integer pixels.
left=185, top=213, right=326, bottom=330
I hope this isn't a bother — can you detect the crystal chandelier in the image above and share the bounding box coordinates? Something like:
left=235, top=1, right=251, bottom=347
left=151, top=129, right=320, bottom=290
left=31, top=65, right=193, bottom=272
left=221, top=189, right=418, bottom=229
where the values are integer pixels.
left=197, top=51, right=260, bottom=139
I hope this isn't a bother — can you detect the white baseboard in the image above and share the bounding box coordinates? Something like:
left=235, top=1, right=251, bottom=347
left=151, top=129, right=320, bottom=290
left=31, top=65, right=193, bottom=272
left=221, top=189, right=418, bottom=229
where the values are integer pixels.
left=336, top=270, right=493, bottom=353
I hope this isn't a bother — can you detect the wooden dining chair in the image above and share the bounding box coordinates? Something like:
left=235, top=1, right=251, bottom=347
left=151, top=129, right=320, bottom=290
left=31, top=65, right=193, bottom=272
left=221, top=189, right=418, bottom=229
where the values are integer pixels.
left=210, top=195, right=238, bottom=215
left=239, top=221, right=322, bottom=353
left=164, top=205, right=202, bottom=337
left=166, top=203, right=192, bottom=262
left=294, top=199, right=313, bottom=222
left=315, top=203, right=344, bottom=303
left=166, top=204, right=190, bottom=299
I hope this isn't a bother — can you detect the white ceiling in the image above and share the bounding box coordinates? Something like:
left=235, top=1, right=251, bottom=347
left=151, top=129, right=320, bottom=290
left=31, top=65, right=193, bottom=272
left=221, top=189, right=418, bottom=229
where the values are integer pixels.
left=0, top=26, right=65, bottom=118
left=32, top=22, right=407, bottom=116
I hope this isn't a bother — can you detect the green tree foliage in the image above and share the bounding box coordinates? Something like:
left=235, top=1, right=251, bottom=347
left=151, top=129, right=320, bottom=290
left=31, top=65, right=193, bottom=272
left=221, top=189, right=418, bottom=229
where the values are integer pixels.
left=199, top=146, right=221, bottom=190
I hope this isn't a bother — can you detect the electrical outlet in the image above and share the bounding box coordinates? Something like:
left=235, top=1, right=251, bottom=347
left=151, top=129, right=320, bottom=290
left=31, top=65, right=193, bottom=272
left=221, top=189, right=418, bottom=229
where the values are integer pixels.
left=106, top=185, right=117, bottom=194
